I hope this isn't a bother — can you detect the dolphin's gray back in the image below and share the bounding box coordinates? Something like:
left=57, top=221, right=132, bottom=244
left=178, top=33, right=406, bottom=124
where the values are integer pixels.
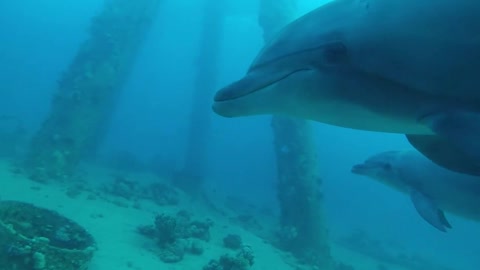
left=250, top=0, right=480, bottom=99
left=250, top=0, right=356, bottom=71
left=397, top=151, right=480, bottom=220
left=346, top=0, right=480, bottom=100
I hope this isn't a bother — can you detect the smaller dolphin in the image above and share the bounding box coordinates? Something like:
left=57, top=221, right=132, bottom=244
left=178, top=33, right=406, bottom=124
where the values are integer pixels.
left=351, top=150, right=480, bottom=232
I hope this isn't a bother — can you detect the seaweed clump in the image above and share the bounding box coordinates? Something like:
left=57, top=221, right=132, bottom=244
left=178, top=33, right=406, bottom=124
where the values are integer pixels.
left=202, top=245, right=254, bottom=270
left=137, top=210, right=213, bottom=263
left=223, top=234, right=242, bottom=250
left=102, top=174, right=180, bottom=207
left=0, top=201, right=96, bottom=270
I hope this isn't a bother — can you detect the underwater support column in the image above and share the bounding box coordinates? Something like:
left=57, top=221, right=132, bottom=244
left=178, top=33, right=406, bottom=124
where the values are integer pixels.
left=23, top=0, right=162, bottom=182
left=182, top=0, right=225, bottom=193
left=259, top=0, right=334, bottom=268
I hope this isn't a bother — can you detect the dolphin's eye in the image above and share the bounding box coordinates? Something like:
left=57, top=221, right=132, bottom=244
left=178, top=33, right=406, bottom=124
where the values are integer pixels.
left=323, top=41, right=348, bottom=65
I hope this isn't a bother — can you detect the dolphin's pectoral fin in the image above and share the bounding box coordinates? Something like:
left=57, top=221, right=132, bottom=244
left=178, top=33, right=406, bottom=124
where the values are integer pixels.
left=438, top=210, right=452, bottom=229
left=422, top=111, right=480, bottom=158
left=406, top=134, right=480, bottom=176
left=406, top=110, right=480, bottom=176
left=409, top=189, right=452, bottom=232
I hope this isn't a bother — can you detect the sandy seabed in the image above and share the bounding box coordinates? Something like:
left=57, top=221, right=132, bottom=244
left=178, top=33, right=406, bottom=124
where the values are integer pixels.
left=0, top=160, right=407, bottom=270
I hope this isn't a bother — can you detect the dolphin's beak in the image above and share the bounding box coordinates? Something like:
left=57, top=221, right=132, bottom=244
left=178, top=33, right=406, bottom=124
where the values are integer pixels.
left=212, top=76, right=261, bottom=118
left=212, top=72, right=276, bottom=118
left=351, top=163, right=369, bottom=174
left=211, top=100, right=236, bottom=117
left=212, top=68, right=313, bottom=117
left=214, top=75, right=261, bottom=102
left=214, top=68, right=293, bottom=103
left=215, top=67, right=314, bottom=103
left=212, top=85, right=271, bottom=118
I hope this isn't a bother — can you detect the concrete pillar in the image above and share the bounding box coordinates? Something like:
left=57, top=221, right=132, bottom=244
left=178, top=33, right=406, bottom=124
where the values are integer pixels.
left=182, top=0, right=224, bottom=193
left=258, top=1, right=333, bottom=268
left=24, top=0, right=162, bottom=182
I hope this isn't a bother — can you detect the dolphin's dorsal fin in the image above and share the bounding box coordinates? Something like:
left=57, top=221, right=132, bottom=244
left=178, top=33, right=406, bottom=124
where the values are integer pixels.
left=409, top=189, right=452, bottom=232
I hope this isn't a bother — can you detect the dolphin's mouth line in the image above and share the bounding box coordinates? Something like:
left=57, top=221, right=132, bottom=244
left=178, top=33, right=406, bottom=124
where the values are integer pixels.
left=351, top=164, right=366, bottom=174
left=214, top=68, right=312, bottom=102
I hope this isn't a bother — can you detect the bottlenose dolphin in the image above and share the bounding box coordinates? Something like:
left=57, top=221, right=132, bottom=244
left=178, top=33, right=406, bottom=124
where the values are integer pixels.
left=351, top=150, right=480, bottom=232
left=212, top=0, right=480, bottom=177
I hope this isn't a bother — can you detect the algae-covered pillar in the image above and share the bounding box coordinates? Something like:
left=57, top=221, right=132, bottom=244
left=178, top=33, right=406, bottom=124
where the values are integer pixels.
left=182, top=0, right=224, bottom=193
left=258, top=1, right=333, bottom=268
left=24, top=0, right=161, bottom=182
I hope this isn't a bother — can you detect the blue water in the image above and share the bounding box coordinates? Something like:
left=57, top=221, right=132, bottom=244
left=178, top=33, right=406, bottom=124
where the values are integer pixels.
left=1, top=0, right=479, bottom=269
